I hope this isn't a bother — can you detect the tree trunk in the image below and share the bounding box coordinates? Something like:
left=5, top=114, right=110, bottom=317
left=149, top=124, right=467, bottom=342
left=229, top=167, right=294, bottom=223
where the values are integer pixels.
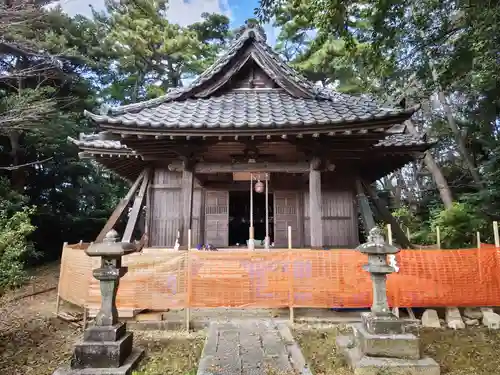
left=8, top=130, right=26, bottom=192
left=405, top=120, right=454, bottom=209
left=394, top=170, right=409, bottom=207
left=426, top=54, right=484, bottom=188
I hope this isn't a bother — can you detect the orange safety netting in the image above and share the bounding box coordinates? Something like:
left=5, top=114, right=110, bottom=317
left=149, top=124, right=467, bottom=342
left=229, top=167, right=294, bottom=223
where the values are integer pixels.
left=57, top=244, right=500, bottom=310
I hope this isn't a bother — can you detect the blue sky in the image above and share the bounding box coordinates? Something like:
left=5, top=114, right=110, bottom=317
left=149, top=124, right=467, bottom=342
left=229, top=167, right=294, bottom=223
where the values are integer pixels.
left=227, top=0, right=260, bottom=27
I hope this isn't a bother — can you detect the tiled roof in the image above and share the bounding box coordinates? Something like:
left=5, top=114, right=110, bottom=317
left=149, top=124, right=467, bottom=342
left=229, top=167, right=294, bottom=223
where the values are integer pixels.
left=374, top=134, right=428, bottom=148
left=101, top=22, right=321, bottom=116
left=85, top=89, right=416, bottom=129
left=67, top=134, right=130, bottom=151
left=84, top=23, right=417, bottom=130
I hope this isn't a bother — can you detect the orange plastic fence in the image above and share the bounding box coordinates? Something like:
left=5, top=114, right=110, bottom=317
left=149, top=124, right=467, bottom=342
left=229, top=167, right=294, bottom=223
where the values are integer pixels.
left=57, top=245, right=500, bottom=310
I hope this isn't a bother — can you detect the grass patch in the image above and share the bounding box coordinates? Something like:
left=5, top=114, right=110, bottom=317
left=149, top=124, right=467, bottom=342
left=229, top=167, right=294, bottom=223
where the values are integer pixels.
left=132, top=335, right=204, bottom=375
left=420, top=328, right=500, bottom=375
left=294, top=326, right=351, bottom=375
left=294, top=326, right=500, bottom=375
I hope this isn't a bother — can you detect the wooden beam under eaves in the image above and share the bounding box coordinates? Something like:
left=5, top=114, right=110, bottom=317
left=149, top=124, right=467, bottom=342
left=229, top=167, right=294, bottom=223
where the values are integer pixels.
left=168, top=161, right=311, bottom=173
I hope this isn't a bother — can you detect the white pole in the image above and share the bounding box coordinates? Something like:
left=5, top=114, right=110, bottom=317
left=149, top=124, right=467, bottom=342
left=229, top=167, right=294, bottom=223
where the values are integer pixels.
left=386, top=224, right=399, bottom=317
left=265, top=174, right=270, bottom=250
left=249, top=173, right=254, bottom=250
left=436, top=226, right=441, bottom=249
left=494, top=221, right=499, bottom=247
left=387, top=224, right=393, bottom=245
left=288, top=225, right=292, bottom=249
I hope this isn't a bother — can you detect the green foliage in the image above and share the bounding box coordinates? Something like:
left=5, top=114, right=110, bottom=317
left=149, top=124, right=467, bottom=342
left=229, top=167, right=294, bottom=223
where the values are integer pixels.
left=93, top=0, right=231, bottom=103
left=0, top=204, right=37, bottom=292
left=429, top=202, right=486, bottom=249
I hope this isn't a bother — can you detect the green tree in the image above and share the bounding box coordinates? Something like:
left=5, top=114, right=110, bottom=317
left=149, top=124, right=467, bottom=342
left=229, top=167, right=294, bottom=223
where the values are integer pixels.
left=93, top=0, right=231, bottom=103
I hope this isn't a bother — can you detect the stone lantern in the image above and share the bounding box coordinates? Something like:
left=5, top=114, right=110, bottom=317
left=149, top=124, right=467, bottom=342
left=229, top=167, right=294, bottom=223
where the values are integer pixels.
left=336, top=227, right=440, bottom=375
left=54, top=230, right=143, bottom=375
left=356, top=227, right=401, bottom=333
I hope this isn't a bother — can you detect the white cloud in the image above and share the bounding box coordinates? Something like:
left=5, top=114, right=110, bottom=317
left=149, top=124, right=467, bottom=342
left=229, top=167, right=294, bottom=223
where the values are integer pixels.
left=166, top=0, right=231, bottom=26
left=57, top=0, right=105, bottom=18
left=57, top=0, right=232, bottom=25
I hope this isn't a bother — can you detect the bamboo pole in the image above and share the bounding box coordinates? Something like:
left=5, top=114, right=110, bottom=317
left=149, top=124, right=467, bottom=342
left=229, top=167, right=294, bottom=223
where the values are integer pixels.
left=387, top=224, right=399, bottom=317
left=186, top=229, right=192, bottom=332
left=494, top=221, right=499, bottom=247
left=55, top=294, right=61, bottom=316
left=387, top=224, right=393, bottom=245
left=436, top=226, right=441, bottom=249
left=265, top=174, right=269, bottom=250
left=55, top=242, right=67, bottom=316
left=249, top=174, right=254, bottom=250
left=288, top=225, right=294, bottom=323
left=477, top=231, right=483, bottom=283
left=406, top=227, right=411, bottom=242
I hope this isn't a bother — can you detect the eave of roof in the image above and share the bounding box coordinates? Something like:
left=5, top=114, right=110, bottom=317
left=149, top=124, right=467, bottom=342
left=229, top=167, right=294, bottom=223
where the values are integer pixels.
left=83, top=89, right=419, bottom=133
left=70, top=130, right=431, bottom=154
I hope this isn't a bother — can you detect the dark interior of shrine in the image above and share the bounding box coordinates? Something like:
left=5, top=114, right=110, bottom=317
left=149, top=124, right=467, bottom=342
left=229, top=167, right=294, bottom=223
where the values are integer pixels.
left=228, top=190, right=274, bottom=246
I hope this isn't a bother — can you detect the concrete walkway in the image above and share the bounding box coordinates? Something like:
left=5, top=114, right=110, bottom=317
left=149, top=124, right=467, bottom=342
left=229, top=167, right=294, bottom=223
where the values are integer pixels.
left=197, top=320, right=311, bottom=375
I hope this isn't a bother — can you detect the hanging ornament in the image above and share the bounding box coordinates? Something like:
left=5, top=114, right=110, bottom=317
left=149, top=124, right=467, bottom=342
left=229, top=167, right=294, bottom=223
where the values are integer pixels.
left=254, top=180, right=264, bottom=193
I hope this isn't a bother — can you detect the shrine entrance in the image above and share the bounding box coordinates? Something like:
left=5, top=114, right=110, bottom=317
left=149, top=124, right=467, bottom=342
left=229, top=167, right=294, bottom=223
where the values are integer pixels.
left=228, top=190, right=274, bottom=246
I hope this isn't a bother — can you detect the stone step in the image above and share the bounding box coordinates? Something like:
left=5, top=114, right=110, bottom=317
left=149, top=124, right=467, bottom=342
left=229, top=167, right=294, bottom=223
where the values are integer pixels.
left=197, top=320, right=307, bottom=375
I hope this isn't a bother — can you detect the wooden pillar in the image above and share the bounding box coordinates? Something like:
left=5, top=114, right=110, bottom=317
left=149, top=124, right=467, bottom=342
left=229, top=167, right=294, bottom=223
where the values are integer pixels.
left=181, top=166, right=194, bottom=248
left=309, top=158, right=323, bottom=248
left=355, top=178, right=376, bottom=234
left=144, top=178, right=152, bottom=247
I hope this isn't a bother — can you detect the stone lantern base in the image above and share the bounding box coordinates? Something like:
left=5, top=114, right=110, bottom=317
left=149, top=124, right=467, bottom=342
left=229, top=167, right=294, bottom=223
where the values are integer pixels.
left=53, top=322, right=144, bottom=375
left=336, top=313, right=440, bottom=375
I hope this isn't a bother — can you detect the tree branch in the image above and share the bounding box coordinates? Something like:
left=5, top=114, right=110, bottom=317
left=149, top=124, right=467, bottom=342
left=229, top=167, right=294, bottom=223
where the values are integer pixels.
left=0, top=156, right=53, bottom=170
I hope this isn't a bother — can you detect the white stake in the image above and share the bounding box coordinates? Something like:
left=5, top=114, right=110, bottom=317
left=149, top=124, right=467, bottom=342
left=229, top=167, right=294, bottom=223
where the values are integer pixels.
left=387, top=224, right=393, bottom=245
left=494, top=221, right=499, bottom=248
left=436, top=226, right=441, bottom=249
left=265, top=174, right=269, bottom=250
left=249, top=173, right=254, bottom=250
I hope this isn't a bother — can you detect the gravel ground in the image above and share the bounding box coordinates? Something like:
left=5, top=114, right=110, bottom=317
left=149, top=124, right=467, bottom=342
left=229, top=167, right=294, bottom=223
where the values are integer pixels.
left=0, top=263, right=81, bottom=375
left=0, top=263, right=206, bottom=375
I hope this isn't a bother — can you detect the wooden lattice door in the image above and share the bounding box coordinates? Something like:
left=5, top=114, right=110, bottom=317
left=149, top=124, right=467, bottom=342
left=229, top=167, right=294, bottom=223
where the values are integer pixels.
left=204, top=190, right=229, bottom=247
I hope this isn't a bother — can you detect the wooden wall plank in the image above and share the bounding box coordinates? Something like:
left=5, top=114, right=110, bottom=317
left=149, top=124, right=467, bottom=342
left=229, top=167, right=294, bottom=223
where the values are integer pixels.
left=304, top=189, right=358, bottom=248
left=149, top=169, right=182, bottom=247
left=309, top=166, right=323, bottom=248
